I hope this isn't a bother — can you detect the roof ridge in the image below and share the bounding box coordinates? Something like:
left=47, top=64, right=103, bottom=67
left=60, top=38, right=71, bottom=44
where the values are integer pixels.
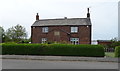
left=38, top=18, right=87, bottom=21
left=32, top=17, right=91, bottom=26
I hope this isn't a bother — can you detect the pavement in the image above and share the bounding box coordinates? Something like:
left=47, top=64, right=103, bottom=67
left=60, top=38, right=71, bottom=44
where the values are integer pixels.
left=1, top=55, right=119, bottom=62
left=2, top=59, right=118, bottom=69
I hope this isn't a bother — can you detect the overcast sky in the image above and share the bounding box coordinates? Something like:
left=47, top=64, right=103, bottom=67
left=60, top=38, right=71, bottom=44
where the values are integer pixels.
left=0, top=0, right=119, bottom=40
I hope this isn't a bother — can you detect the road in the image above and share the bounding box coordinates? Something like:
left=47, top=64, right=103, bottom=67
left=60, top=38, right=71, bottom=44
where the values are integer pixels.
left=2, top=59, right=118, bottom=69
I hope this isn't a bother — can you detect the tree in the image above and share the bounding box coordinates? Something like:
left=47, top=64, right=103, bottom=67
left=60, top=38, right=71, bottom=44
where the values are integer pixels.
left=6, top=24, right=27, bottom=42
left=111, top=37, right=118, bottom=42
left=0, top=26, right=5, bottom=43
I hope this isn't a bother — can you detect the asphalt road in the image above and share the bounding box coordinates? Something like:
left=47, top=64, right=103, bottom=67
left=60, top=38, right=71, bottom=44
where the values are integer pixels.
left=2, top=59, right=118, bottom=69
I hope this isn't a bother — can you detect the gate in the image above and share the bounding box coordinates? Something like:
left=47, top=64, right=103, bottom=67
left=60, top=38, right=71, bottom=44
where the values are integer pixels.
left=104, top=48, right=115, bottom=52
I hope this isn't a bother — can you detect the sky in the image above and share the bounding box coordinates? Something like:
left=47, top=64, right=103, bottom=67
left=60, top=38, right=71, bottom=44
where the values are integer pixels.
left=0, top=0, right=119, bottom=40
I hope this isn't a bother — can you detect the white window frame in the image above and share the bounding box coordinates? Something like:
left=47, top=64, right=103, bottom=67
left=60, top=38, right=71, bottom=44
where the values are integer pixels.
left=70, top=38, right=79, bottom=45
left=42, top=27, right=48, bottom=33
left=41, top=38, right=47, bottom=43
left=71, top=27, right=78, bottom=33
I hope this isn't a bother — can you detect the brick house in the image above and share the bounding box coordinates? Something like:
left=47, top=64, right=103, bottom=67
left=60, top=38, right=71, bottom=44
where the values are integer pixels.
left=97, top=40, right=112, bottom=45
left=31, top=8, right=92, bottom=44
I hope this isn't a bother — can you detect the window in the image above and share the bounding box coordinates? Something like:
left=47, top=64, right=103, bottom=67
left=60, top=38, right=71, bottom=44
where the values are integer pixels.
left=54, top=31, right=60, bottom=36
left=42, top=27, right=48, bottom=33
left=41, top=38, right=47, bottom=43
left=71, top=27, right=78, bottom=33
left=70, top=38, right=79, bottom=45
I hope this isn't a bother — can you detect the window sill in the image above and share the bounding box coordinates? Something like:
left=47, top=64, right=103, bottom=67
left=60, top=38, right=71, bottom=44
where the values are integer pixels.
left=70, top=32, right=78, bottom=34
left=42, top=32, right=48, bottom=34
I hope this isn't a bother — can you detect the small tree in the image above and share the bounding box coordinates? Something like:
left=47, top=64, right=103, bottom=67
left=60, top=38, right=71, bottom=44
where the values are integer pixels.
left=6, top=24, right=27, bottom=42
left=0, top=26, right=4, bottom=43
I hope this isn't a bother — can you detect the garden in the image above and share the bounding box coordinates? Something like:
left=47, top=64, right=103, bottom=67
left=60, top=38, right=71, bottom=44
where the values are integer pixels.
left=1, top=24, right=120, bottom=57
left=0, top=41, right=120, bottom=57
left=0, top=42, right=120, bottom=57
left=102, top=41, right=120, bottom=58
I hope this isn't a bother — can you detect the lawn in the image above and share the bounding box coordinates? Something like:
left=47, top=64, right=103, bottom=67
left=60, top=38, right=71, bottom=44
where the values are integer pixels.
left=105, top=52, right=115, bottom=58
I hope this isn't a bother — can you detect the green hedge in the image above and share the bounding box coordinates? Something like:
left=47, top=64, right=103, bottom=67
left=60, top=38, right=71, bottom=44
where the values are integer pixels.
left=2, top=44, right=105, bottom=57
left=115, top=46, right=120, bottom=57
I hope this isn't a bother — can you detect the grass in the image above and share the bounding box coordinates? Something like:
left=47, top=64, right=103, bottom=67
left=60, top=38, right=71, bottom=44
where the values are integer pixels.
left=105, top=52, right=115, bottom=58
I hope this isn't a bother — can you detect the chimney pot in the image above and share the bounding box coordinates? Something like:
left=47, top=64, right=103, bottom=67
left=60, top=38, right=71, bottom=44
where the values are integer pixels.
left=36, top=13, right=39, bottom=20
left=87, top=8, right=90, bottom=18
left=64, top=17, right=67, bottom=19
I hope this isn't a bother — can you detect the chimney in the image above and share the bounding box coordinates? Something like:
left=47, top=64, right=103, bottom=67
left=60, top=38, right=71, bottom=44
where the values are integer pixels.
left=64, top=17, right=67, bottom=19
left=36, top=13, right=39, bottom=21
left=87, top=8, right=90, bottom=18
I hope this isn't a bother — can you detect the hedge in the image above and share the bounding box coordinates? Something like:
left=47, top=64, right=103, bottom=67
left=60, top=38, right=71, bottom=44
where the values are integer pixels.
left=1, top=44, right=105, bottom=57
left=115, top=46, right=120, bottom=57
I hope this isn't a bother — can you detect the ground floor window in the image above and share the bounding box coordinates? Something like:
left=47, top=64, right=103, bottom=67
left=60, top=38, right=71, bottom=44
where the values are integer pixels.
left=41, top=38, right=47, bottom=43
left=70, top=38, right=79, bottom=45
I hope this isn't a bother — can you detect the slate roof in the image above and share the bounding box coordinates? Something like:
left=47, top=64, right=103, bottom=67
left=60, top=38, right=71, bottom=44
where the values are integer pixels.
left=32, top=18, right=91, bottom=26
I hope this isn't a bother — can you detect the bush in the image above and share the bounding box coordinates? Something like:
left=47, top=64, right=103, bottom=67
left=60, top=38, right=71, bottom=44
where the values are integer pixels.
left=4, top=42, right=17, bottom=44
left=2, top=44, right=105, bottom=57
left=104, top=41, right=120, bottom=48
left=115, top=46, right=120, bottom=57
left=0, top=44, right=2, bottom=55
left=111, top=41, right=120, bottom=48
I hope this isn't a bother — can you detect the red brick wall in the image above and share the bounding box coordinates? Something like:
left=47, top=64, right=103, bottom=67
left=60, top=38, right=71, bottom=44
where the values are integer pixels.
left=98, top=41, right=112, bottom=45
left=31, top=25, right=91, bottom=44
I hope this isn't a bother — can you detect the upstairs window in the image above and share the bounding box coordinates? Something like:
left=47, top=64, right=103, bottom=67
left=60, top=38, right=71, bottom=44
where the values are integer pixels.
left=42, top=27, right=48, bottom=33
left=41, top=38, right=47, bottom=43
left=71, top=27, right=78, bottom=33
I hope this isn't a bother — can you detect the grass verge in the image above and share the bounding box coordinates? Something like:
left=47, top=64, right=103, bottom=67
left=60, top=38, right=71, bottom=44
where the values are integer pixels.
left=105, top=52, right=115, bottom=58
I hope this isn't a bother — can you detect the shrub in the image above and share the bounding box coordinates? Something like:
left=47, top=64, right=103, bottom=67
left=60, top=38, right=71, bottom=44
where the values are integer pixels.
left=4, top=42, right=17, bottom=44
left=115, top=46, right=120, bottom=57
left=2, top=44, right=105, bottom=57
left=103, top=41, right=120, bottom=48
left=111, top=41, right=120, bottom=48
left=0, top=44, right=2, bottom=55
